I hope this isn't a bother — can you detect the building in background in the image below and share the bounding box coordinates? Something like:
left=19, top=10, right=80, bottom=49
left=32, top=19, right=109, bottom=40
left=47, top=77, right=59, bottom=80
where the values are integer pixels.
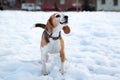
left=0, top=0, right=96, bottom=11
left=96, top=0, right=120, bottom=11
left=0, top=0, right=120, bottom=11
left=39, top=0, right=96, bottom=11
left=0, top=0, right=36, bottom=10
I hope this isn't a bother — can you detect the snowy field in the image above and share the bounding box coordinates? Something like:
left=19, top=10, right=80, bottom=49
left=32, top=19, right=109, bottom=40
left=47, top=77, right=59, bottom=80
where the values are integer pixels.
left=0, top=11, right=120, bottom=80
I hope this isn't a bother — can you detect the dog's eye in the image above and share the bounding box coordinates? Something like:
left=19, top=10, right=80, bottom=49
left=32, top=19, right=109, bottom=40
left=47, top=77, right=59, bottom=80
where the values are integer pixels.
left=56, top=15, right=60, bottom=18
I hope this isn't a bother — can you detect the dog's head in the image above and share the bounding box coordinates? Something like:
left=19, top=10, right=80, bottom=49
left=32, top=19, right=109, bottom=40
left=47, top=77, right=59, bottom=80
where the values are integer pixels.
left=46, top=13, right=70, bottom=34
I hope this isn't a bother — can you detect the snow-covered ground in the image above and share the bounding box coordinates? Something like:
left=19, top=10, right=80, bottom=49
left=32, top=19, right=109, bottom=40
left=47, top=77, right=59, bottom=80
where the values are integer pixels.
left=0, top=11, right=120, bottom=80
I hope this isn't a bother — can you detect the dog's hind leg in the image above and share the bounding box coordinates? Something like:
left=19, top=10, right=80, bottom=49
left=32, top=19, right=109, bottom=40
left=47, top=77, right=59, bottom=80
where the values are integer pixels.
left=41, top=50, right=49, bottom=75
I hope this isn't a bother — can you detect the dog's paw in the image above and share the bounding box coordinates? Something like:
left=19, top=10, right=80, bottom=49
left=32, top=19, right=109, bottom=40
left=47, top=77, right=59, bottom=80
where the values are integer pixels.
left=59, top=69, right=64, bottom=75
left=42, top=68, right=49, bottom=75
left=43, top=73, right=48, bottom=76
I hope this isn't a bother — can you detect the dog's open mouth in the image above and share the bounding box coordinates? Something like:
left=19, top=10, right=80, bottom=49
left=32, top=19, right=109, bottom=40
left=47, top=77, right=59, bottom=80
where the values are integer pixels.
left=60, top=20, right=68, bottom=24
left=60, top=15, right=68, bottom=24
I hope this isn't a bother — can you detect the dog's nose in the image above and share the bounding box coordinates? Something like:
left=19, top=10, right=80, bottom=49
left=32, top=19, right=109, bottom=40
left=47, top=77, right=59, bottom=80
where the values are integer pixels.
left=64, top=16, right=68, bottom=19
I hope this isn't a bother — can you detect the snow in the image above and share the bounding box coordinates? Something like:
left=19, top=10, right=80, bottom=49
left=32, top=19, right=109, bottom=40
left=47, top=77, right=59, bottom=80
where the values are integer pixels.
left=0, top=11, right=120, bottom=80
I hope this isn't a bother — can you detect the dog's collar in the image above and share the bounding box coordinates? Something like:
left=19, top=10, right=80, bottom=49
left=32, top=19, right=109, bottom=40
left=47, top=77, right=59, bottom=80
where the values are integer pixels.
left=43, top=31, right=61, bottom=43
left=49, top=32, right=61, bottom=40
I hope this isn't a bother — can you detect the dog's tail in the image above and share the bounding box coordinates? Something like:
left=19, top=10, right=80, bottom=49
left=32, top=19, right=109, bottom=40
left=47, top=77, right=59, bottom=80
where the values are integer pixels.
left=35, top=23, right=46, bottom=29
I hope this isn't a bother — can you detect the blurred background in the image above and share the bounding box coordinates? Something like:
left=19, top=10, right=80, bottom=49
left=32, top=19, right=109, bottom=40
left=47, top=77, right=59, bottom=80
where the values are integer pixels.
left=0, top=0, right=120, bottom=11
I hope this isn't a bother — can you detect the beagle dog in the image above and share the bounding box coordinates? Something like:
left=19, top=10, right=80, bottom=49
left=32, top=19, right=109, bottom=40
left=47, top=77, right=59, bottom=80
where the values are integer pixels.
left=35, top=13, right=70, bottom=75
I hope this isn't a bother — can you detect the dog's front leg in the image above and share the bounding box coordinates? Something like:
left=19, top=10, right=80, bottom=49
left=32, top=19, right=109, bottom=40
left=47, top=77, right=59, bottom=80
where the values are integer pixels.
left=60, top=50, right=65, bottom=75
left=41, top=50, right=49, bottom=75
left=60, top=38, right=65, bottom=75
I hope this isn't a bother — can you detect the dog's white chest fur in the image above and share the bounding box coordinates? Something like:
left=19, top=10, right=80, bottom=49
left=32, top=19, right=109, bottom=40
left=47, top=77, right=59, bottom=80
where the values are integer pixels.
left=42, top=38, right=61, bottom=54
left=48, top=38, right=61, bottom=53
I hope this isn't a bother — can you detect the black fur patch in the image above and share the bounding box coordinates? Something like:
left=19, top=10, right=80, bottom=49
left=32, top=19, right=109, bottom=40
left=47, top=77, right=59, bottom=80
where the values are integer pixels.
left=35, top=23, right=46, bottom=29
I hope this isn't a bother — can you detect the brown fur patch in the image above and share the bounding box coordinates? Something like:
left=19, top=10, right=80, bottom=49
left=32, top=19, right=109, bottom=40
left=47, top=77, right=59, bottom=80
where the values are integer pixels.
left=63, top=25, right=71, bottom=34
left=60, top=38, right=65, bottom=62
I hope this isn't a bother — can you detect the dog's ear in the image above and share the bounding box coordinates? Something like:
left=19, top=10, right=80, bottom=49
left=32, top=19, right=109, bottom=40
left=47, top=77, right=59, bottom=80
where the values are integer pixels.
left=46, top=17, right=53, bottom=33
left=62, top=25, right=70, bottom=34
